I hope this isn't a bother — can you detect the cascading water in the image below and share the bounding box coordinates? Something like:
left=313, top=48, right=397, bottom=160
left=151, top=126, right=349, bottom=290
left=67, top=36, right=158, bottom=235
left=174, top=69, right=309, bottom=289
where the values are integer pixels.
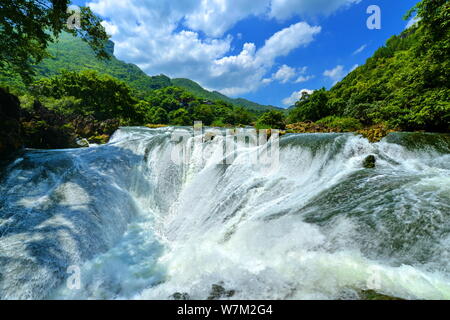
left=0, top=127, right=449, bottom=300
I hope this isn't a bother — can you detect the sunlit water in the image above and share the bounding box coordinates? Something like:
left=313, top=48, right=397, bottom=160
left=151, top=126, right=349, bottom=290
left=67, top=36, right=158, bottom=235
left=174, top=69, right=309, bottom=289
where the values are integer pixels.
left=0, top=127, right=449, bottom=300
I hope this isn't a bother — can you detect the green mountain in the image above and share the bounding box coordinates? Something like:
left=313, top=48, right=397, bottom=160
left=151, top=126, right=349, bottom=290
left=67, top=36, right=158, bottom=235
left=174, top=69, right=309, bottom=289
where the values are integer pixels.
left=171, top=78, right=281, bottom=114
left=35, top=33, right=171, bottom=95
left=1, top=32, right=277, bottom=113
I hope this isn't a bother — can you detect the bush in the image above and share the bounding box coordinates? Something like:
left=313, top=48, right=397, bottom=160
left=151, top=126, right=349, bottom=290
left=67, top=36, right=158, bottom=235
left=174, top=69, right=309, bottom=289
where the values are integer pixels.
left=256, top=110, right=286, bottom=129
left=317, top=116, right=363, bottom=132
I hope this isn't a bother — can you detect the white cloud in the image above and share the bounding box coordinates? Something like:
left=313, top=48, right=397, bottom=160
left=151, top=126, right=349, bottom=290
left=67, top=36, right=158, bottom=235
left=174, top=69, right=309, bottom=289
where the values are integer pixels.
left=264, top=64, right=313, bottom=84
left=257, top=22, right=321, bottom=63
left=323, top=64, right=358, bottom=85
left=353, top=44, right=367, bottom=55
left=405, top=16, right=420, bottom=29
left=323, top=65, right=345, bottom=83
left=350, top=64, right=359, bottom=72
left=282, top=89, right=314, bottom=106
left=211, top=23, right=320, bottom=95
left=273, top=65, right=297, bottom=83
left=184, top=1, right=269, bottom=37
left=295, top=75, right=314, bottom=83
left=87, top=0, right=364, bottom=96
left=269, top=0, right=362, bottom=21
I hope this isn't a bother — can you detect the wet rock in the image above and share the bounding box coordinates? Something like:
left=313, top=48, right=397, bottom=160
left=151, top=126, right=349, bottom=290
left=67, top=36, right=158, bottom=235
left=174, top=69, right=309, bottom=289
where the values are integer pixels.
left=363, top=155, right=376, bottom=169
left=88, top=134, right=110, bottom=145
left=286, top=121, right=336, bottom=134
left=203, top=132, right=217, bottom=142
left=76, top=138, right=90, bottom=148
left=0, top=88, right=23, bottom=160
left=71, top=115, right=119, bottom=140
left=171, top=292, right=190, bottom=300
left=208, top=283, right=236, bottom=300
left=357, top=124, right=397, bottom=143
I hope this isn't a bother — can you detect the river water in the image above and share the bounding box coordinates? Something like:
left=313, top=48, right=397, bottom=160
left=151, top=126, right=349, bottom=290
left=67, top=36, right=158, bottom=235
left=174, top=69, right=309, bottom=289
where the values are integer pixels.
left=0, top=127, right=449, bottom=300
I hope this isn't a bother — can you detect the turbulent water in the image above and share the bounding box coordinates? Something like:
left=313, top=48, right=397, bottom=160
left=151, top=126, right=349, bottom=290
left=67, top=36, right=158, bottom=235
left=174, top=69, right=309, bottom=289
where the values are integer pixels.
left=0, top=127, right=449, bottom=300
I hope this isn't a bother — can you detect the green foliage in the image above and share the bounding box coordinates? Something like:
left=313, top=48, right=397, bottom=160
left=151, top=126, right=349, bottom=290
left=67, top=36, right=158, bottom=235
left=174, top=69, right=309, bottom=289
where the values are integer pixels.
left=31, top=70, right=139, bottom=121
left=256, top=110, right=286, bottom=129
left=169, top=108, right=191, bottom=126
left=0, top=1, right=109, bottom=83
left=172, top=78, right=282, bottom=114
left=316, top=116, right=363, bottom=132
left=287, top=0, right=450, bottom=132
left=144, top=86, right=254, bottom=126
left=0, top=31, right=273, bottom=117
left=146, top=107, right=169, bottom=125
left=288, top=88, right=331, bottom=123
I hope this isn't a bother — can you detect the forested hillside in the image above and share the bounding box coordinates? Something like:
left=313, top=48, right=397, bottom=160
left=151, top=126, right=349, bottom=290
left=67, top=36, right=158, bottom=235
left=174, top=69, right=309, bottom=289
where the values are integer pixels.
left=288, top=0, right=449, bottom=132
left=0, top=32, right=274, bottom=112
left=172, top=78, right=281, bottom=114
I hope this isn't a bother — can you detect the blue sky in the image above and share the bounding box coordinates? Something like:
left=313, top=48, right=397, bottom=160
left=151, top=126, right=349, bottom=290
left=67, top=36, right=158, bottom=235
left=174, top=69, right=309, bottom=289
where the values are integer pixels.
left=74, top=0, right=419, bottom=108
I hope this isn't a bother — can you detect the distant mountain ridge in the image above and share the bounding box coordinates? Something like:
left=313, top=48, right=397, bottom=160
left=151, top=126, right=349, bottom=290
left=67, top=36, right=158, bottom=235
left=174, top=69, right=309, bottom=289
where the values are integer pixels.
left=171, top=78, right=281, bottom=113
left=27, top=33, right=280, bottom=113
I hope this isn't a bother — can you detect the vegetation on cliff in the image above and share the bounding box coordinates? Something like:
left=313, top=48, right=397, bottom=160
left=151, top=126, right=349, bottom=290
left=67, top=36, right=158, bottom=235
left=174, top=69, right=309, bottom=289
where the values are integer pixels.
left=287, top=0, right=449, bottom=133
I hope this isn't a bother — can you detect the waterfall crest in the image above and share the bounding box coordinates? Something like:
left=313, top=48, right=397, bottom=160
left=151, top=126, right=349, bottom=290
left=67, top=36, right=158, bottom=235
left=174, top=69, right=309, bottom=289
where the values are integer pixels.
left=1, top=128, right=449, bottom=300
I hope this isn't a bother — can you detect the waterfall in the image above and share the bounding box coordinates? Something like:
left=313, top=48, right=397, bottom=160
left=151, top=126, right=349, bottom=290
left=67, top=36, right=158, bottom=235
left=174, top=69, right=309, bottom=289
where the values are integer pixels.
left=0, top=127, right=449, bottom=300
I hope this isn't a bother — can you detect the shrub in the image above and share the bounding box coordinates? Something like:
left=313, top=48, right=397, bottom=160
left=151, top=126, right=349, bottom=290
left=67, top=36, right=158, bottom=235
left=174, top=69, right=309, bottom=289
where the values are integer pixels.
left=317, top=116, right=363, bottom=132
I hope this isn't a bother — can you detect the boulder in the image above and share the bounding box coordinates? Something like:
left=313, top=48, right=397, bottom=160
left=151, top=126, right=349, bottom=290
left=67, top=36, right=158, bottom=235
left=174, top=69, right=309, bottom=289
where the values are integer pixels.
left=207, top=283, right=235, bottom=300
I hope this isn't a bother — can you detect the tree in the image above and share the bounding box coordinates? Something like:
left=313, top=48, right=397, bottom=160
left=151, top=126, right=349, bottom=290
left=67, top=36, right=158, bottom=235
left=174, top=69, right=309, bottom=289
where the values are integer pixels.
left=32, top=70, right=139, bottom=121
left=0, top=0, right=110, bottom=83
left=256, top=110, right=286, bottom=129
left=288, top=88, right=330, bottom=123
left=169, top=108, right=191, bottom=126
left=147, top=107, right=169, bottom=124
left=193, top=104, right=215, bottom=125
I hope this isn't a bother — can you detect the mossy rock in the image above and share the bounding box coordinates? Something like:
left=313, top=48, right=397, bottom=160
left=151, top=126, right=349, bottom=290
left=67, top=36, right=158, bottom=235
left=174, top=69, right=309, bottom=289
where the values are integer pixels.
left=145, top=124, right=168, bottom=129
left=363, top=155, right=376, bottom=169
left=358, top=124, right=397, bottom=143
left=208, top=283, right=236, bottom=300
left=171, top=292, right=190, bottom=300
left=89, top=134, right=110, bottom=144
left=286, top=122, right=336, bottom=134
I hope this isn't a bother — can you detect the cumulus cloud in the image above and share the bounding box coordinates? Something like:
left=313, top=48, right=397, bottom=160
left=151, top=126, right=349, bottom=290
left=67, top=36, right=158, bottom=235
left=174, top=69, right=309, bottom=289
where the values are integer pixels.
left=263, top=65, right=313, bottom=84
left=282, top=89, right=314, bottom=106
left=184, top=1, right=269, bottom=37
left=87, top=0, right=360, bottom=96
left=273, top=65, right=297, bottom=83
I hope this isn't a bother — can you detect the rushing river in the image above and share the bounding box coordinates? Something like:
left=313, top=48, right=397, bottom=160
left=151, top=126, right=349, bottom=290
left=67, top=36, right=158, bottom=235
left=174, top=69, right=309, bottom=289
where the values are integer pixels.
left=0, top=127, right=449, bottom=300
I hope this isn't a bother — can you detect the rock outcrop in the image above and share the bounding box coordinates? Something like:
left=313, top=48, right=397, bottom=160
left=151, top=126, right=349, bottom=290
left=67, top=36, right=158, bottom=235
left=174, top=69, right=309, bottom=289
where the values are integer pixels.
left=0, top=88, right=23, bottom=160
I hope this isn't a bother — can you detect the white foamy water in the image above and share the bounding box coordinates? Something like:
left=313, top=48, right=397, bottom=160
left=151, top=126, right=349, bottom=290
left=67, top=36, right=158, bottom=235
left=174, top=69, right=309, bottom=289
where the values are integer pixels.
left=0, top=128, right=449, bottom=300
